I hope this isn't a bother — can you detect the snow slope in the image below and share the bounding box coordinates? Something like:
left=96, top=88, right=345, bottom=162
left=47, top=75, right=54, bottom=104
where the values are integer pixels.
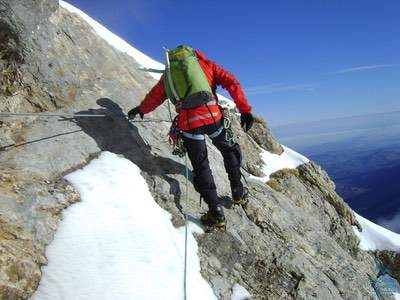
left=353, top=213, right=400, bottom=252
left=31, top=152, right=216, bottom=300
left=250, top=145, right=309, bottom=182
left=60, top=1, right=163, bottom=79
left=231, top=283, right=251, bottom=300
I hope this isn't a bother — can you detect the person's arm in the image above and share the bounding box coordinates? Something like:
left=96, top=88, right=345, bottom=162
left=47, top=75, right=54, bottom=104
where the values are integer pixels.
left=195, top=50, right=254, bottom=131
left=195, top=50, right=252, bottom=113
left=139, top=77, right=167, bottom=113
left=128, top=77, right=167, bottom=119
left=213, top=63, right=251, bottom=113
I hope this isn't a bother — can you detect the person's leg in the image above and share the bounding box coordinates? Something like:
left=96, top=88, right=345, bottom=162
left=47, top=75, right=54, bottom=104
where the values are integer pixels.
left=182, top=135, right=224, bottom=218
left=211, top=129, right=244, bottom=201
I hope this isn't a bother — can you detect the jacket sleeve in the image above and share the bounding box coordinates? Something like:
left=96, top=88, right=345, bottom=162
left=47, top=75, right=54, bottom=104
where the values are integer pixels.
left=139, top=76, right=167, bottom=114
left=196, top=50, right=252, bottom=113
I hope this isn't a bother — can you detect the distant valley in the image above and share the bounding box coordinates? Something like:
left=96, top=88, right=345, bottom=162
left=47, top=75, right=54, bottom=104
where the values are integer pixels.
left=272, top=111, right=400, bottom=233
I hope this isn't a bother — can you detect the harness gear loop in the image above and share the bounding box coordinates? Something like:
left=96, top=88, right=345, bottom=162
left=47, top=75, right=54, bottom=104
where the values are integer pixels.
left=221, top=106, right=236, bottom=147
left=166, top=107, right=186, bottom=158
left=172, top=133, right=186, bottom=157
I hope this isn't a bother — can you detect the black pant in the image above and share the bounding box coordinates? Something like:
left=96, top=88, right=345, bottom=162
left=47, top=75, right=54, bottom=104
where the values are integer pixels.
left=182, top=120, right=242, bottom=213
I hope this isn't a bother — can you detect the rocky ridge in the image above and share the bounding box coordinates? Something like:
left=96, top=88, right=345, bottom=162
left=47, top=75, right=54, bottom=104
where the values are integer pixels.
left=0, top=1, right=398, bottom=299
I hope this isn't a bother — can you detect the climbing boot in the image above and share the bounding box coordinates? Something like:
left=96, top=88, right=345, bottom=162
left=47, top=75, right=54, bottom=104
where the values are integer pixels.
left=200, top=206, right=226, bottom=229
left=232, top=186, right=249, bottom=206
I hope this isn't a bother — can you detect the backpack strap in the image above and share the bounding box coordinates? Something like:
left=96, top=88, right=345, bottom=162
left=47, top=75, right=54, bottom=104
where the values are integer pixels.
left=163, top=47, right=180, bottom=103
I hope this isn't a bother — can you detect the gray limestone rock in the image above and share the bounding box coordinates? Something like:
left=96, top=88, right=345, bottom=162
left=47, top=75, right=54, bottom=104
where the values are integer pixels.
left=247, top=114, right=283, bottom=155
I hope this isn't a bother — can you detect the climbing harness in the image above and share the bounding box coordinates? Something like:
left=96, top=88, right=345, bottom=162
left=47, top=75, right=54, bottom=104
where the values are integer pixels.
left=179, top=105, right=236, bottom=145
left=168, top=116, right=186, bottom=157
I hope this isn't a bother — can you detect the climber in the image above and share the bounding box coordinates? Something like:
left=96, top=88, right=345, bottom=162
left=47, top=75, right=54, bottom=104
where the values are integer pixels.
left=128, top=45, right=254, bottom=229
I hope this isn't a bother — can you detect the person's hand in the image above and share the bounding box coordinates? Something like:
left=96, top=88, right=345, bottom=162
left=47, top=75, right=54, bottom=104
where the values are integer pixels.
left=240, top=112, right=254, bottom=132
left=128, top=106, right=144, bottom=120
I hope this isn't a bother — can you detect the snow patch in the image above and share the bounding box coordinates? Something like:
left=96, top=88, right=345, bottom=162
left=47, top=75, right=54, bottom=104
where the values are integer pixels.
left=31, top=152, right=216, bottom=300
left=353, top=213, right=400, bottom=252
left=250, top=145, right=309, bottom=182
left=60, top=1, right=164, bottom=79
left=231, top=283, right=251, bottom=300
left=218, top=94, right=236, bottom=110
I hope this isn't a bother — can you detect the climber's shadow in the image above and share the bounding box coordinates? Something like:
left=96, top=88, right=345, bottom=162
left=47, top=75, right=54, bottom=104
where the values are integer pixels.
left=69, top=98, right=188, bottom=212
left=219, top=195, right=234, bottom=209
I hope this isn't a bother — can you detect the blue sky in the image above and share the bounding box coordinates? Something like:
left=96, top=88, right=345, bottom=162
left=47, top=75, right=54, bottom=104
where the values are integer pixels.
left=66, top=0, right=400, bottom=126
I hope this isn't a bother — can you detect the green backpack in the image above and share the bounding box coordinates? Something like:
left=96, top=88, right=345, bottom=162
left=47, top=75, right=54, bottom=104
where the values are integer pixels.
left=163, top=45, right=214, bottom=109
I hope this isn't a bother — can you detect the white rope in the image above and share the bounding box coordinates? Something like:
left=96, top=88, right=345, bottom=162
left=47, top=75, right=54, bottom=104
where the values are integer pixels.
left=0, top=112, right=171, bottom=122
left=0, top=112, right=108, bottom=118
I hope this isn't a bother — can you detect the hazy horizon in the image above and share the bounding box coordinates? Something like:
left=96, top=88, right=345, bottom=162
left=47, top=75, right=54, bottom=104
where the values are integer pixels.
left=272, top=110, right=400, bottom=233
left=270, top=109, right=400, bottom=128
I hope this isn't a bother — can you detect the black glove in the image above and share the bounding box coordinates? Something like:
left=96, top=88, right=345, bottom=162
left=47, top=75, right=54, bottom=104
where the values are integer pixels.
left=128, top=106, right=144, bottom=120
left=240, top=112, right=254, bottom=132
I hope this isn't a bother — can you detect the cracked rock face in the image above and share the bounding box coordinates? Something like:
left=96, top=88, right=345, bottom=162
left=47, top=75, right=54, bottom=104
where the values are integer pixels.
left=0, top=169, right=79, bottom=299
left=247, top=115, right=283, bottom=155
left=0, top=1, right=397, bottom=299
left=197, top=171, right=375, bottom=299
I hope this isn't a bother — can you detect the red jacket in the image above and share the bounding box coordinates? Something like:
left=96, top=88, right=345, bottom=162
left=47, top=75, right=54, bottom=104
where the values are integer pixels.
left=139, top=49, right=252, bottom=131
